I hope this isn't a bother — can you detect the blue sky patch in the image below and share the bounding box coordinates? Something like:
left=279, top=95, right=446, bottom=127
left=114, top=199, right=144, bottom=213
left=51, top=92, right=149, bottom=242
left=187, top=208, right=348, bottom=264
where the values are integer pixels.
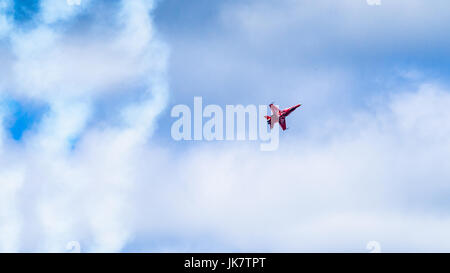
left=3, top=99, right=48, bottom=141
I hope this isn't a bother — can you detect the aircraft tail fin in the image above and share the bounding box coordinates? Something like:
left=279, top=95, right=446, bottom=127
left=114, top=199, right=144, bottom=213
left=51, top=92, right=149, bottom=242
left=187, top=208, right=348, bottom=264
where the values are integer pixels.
left=264, top=115, right=271, bottom=125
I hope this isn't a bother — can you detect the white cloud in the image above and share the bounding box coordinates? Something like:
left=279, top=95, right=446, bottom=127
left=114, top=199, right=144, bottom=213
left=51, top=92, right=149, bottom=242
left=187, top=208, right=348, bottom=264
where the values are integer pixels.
left=131, top=84, right=450, bottom=252
left=41, top=0, right=89, bottom=24
left=1, top=0, right=450, bottom=253
left=367, top=0, right=381, bottom=6
left=0, top=0, right=11, bottom=38
left=219, top=0, right=450, bottom=56
left=9, top=1, right=167, bottom=101
left=0, top=0, right=169, bottom=252
left=0, top=168, right=24, bottom=252
left=67, top=0, right=82, bottom=7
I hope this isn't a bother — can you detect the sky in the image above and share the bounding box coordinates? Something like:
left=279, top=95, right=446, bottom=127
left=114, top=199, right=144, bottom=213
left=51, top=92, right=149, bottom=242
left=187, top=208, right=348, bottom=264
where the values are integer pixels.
left=1, top=0, right=450, bottom=252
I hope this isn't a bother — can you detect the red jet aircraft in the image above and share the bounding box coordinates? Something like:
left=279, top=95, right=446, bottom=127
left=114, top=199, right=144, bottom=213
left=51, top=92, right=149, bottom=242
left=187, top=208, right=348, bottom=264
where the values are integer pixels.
left=265, top=103, right=301, bottom=131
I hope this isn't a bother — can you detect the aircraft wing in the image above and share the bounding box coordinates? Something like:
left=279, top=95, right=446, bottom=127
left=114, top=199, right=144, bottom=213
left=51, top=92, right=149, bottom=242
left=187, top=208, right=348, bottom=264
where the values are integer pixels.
left=279, top=116, right=287, bottom=130
left=284, top=104, right=301, bottom=116
left=270, top=104, right=280, bottom=116
left=269, top=114, right=279, bottom=130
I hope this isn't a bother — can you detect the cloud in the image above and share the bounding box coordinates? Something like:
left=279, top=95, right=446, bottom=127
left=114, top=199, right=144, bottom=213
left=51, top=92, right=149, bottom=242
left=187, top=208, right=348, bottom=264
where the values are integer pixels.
left=8, top=1, right=167, bottom=101
left=0, top=0, right=168, bottom=252
left=0, top=167, right=24, bottom=252
left=130, top=83, right=450, bottom=252
left=41, top=0, right=89, bottom=24
left=0, top=0, right=11, bottom=38
left=66, top=0, right=82, bottom=7
left=1, top=0, right=450, bottom=253
left=220, top=0, right=450, bottom=48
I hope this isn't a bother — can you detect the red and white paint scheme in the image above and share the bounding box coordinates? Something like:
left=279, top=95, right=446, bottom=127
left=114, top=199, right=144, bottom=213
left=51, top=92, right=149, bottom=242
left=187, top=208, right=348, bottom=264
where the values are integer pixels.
left=265, top=103, right=302, bottom=131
